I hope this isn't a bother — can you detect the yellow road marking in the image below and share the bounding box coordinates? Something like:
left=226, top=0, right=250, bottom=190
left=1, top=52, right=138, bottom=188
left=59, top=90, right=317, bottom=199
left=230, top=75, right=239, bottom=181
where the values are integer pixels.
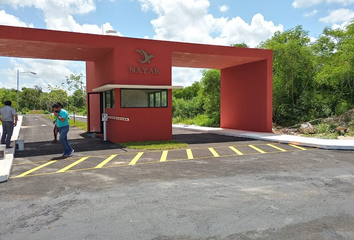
left=289, top=144, right=307, bottom=150
left=160, top=150, right=168, bottom=162
left=13, top=142, right=310, bottom=167
left=95, top=154, right=117, bottom=168
left=186, top=149, right=194, bottom=159
left=267, top=144, right=287, bottom=152
left=249, top=145, right=266, bottom=153
left=15, top=161, right=57, bottom=178
left=57, top=157, right=89, bottom=173
left=11, top=146, right=316, bottom=179
left=229, top=146, right=244, bottom=155
left=12, top=157, right=78, bottom=166
left=208, top=148, right=220, bottom=157
left=128, top=152, right=144, bottom=165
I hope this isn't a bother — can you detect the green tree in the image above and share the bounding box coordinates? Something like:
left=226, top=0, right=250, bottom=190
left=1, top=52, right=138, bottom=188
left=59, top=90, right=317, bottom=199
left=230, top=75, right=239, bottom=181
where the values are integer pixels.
left=19, top=86, right=42, bottom=111
left=259, top=25, right=316, bottom=125
left=66, top=73, right=86, bottom=112
left=173, top=81, right=201, bottom=100
left=199, top=69, right=220, bottom=126
left=313, top=23, right=354, bottom=115
left=172, top=81, right=204, bottom=119
left=232, top=43, right=249, bottom=48
left=0, top=88, right=18, bottom=110
left=41, top=87, right=68, bottom=112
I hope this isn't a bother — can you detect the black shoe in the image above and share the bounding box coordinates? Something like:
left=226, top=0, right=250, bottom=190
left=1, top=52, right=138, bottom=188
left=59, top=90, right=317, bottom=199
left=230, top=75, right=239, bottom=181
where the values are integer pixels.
left=6, top=146, right=13, bottom=149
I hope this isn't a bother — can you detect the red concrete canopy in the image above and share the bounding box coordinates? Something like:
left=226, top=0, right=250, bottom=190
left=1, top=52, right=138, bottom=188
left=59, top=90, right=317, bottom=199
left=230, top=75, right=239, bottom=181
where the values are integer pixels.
left=0, top=25, right=273, bottom=143
left=0, top=25, right=270, bottom=68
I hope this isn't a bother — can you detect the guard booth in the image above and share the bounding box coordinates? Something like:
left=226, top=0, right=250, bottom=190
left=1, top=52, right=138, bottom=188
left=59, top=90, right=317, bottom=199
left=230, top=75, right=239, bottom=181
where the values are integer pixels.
left=89, top=84, right=182, bottom=143
left=0, top=25, right=273, bottom=144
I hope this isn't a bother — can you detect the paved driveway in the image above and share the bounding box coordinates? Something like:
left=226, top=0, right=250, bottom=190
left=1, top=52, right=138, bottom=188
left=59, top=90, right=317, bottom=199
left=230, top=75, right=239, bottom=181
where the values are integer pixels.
left=1, top=115, right=354, bottom=240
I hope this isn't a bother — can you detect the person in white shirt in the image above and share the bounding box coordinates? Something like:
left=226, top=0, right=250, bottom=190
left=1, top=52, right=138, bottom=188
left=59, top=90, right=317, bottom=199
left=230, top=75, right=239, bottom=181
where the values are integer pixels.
left=0, top=101, right=18, bottom=148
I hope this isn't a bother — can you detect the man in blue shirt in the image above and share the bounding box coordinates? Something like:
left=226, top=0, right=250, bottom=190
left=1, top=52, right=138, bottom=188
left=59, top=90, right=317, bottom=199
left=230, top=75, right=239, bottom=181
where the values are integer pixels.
left=52, top=103, right=74, bottom=158
left=0, top=101, right=18, bottom=148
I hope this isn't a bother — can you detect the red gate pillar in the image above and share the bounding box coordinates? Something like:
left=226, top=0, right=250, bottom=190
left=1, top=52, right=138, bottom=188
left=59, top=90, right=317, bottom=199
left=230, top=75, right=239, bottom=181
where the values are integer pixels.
left=220, top=59, right=273, bottom=132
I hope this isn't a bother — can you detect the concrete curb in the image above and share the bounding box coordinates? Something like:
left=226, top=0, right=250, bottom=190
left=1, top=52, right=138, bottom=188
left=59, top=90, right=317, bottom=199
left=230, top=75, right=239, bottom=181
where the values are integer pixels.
left=173, top=125, right=354, bottom=150
left=0, top=116, right=23, bottom=183
left=69, top=114, right=87, bottom=119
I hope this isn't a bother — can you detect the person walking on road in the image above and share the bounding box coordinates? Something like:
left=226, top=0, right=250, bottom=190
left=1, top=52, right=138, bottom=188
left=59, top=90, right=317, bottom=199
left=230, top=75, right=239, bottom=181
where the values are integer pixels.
left=52, top=102, right=62, bottom=143
left=52, top=103, right=74, bottom=157
left=53, top=115, right=59, bottom=143
left=0, top=101, right=18, bottom=149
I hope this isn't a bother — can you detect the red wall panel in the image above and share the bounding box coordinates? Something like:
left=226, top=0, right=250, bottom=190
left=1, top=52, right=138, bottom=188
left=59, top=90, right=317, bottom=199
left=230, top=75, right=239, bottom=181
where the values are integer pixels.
left=220, top=60, right=273, bottom=132
left=113, top=38, right=172, bottom=86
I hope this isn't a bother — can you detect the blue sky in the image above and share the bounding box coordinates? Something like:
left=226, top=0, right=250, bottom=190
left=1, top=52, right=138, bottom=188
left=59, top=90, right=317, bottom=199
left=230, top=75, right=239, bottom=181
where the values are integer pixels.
left=0, top=0, right=353, bottom=91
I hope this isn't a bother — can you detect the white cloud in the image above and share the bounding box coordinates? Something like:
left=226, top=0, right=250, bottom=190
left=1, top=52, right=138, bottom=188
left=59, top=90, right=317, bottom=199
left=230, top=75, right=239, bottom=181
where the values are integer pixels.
left=172, top=68, right=203, bottom=87
left=46, top=15, right=119, bottom=35
left=134, top=0, right=283, bottom=86
left=303, top=9, right=319, bottom=16
left=292, top=0, right=322, bottom=8
left=319, top=8, right=354, bottom=23
left=0, top=0, right=121, bottom=91
left=309, top=36, right=318, bottom=42
left=136, top=0, right=283, bottom=48
left=1, top=0, right=96, bottom=15
left=0, top=58, right=83, bottom=92
left=1, top=0, right=121, bottom=35
left=220, top=5, right=229, bottom=12
left=0, top=10, right=34, bottom=27
left=327, top=0, right=354, bottom=5
left=215, top=14, right=283, bottom=48
left=332, top=21, right=351, bottom=29
left=292, top=0, right=354, bottom=8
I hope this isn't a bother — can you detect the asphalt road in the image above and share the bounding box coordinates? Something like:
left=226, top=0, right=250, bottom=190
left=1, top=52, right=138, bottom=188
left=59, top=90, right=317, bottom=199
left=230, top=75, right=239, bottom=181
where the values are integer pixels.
left=1, top=115, right=354, bottom=240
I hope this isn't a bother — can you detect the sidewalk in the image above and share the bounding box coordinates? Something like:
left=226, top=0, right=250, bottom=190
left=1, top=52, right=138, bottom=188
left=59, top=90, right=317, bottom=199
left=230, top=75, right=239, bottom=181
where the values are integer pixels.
left=0, top=116, right=23, bottom=182
left=173, top=124, right=354, bottom=150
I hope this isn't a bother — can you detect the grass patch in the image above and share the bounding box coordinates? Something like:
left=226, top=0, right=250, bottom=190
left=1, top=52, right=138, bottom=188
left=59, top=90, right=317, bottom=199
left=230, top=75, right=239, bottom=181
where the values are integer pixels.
left=28, top=110, right=44, bottom=114
left=68, top=118, right=87, bottom=131
left=303, top=133, right=339, bottom=139
left=172, top=114, right=220, bottom=127
left=43, top=115, right=87, bottom=131
left=119, top=140, right=188, bottom=150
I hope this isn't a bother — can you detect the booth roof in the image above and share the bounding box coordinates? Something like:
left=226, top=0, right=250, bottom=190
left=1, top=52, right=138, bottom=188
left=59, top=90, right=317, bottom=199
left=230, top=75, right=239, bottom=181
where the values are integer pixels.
left=92, top=84, right=184, bottom=92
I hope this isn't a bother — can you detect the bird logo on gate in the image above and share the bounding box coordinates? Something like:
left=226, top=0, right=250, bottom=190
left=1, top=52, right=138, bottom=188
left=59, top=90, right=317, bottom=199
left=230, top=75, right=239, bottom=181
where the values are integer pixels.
left=136, top=49, right=155, bottom=64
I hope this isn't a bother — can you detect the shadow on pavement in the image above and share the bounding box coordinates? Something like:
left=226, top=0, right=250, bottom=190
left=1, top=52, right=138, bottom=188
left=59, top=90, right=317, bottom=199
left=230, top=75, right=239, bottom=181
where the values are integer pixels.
left=15, top=132, right=125, bottom=158
left=172, top=132, right=254, bottom=144
left=15, top=128, right=255, bottom=159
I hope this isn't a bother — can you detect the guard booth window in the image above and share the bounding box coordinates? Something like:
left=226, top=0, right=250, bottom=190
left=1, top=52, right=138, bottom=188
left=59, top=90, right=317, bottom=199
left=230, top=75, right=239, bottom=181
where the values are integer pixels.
left=105, top=90, right=115, bottom=108
left=121, top=89, right=168, bottom=108
left=149, top=91, right=167, bottom=107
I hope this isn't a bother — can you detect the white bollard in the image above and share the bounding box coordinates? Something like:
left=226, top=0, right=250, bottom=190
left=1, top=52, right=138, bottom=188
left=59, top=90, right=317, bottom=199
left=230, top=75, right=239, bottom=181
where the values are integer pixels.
left=0, top=144, right=5, bottom=160
left=15, top=139, right=25, bottom=151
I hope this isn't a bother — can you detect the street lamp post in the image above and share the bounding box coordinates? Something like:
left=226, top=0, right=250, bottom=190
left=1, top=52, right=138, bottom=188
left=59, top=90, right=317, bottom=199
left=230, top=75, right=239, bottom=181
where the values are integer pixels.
left=17, top=70, right=36, bottom=113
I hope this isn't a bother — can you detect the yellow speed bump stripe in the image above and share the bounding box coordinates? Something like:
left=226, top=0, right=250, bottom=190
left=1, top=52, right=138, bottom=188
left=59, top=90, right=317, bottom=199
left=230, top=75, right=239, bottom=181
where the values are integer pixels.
left=95, top=154, right=117, bottom=168
left=128, top=152, right=144, bottom=165
left=160, top=151, right=168, bottom=162
left=208, top=148, right=220, bottom=157
left=249, top=145, right=266, bottom=154
left=57, top=157, right=89, bottom=173
left=229, top=146, right=244, bottom=155
left=186, top=149, right=194, bottom=159
left=15, top=160, right=57, bottom=178
left=267, top=144, right=287, bottom=152
left=289, top=144, right=307, bottom=150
